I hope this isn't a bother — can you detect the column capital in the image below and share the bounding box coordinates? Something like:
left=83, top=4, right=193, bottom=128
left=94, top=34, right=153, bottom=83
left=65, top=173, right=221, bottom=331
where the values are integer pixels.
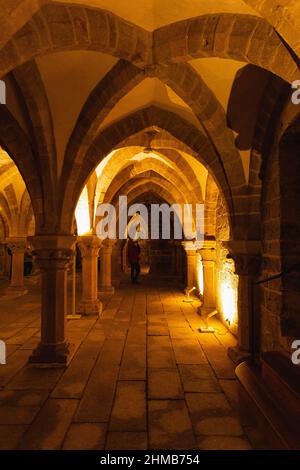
left=197, top=239, right=216, bottom=261
left=28, top=235, right=76, bottom=270
left=223, top=240, right=261, bottom=276
left=182, top=240, right=202, bottom=253
left=77, top=235, right=102, bottom=258
left=101, top=238, right=116, bottom=252
left=6, top=237, right=27, bottom=253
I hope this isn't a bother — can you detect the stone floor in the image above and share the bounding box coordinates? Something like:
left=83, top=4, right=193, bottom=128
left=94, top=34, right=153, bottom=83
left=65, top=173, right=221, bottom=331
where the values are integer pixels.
left=0, top=275, right=254, bottom=450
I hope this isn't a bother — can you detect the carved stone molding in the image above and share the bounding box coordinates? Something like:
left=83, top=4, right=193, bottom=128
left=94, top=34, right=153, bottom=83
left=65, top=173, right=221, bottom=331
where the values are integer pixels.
left=223, top=240, right=261, bottom=277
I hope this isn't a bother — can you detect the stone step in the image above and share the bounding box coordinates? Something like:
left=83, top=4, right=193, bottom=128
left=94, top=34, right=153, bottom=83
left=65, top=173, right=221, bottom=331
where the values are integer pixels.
left=261, top=351, right=300, bottom=416
left=236, top=361, right=300, bottom=450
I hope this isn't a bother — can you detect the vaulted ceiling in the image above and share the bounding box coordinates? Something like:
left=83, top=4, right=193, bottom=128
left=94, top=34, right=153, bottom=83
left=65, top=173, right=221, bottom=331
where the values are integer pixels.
left=0, top=0, right=298, bottom=238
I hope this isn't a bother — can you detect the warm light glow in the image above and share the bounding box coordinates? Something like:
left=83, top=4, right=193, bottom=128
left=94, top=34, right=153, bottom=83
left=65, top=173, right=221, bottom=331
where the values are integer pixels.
left=130, top=152, right=172, bottom=167
left=220, top=279, right=237, bottom=326
left=95, top=150, right=118, bottom=178
left=75, top=186, right=91, bottom=235
left=196, top=257, right=204, bottom=296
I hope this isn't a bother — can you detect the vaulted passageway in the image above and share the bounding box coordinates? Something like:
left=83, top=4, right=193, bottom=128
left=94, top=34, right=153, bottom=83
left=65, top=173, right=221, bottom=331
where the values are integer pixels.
left=0, top=0, right=300, bottom=452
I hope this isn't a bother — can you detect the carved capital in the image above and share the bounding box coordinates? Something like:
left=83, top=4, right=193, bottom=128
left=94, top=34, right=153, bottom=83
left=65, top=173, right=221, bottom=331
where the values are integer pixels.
left=182, top=240, right=202, bottom=253
left=6, top=237, right=27, bottom=254
left=28, top=235, right=76, bottom=270
left=101, top=238, right=116, bottom=255
left=223, top=240, right=261, bottom=276
left=198, top=239, right=216, bottom=262
left=78, top=235, right=102, bottom=258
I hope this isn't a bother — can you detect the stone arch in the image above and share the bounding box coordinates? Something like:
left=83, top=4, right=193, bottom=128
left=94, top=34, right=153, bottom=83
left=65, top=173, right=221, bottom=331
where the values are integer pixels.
left=153, top=14, right=298, bottom=83
left=65, top=60, right=242, bottom=199
left=60, top=106, right=235, bottom=234
left=111, top=177, right=186, bottom=208
left=204, top=173, right=219, bottom=238
left=0, top=212, right=9, bottom=240
left=0, top=107, right=43, bottom=231
left=243, top=0, right=300, bottom=58
left=101, top=161, right=199, bottom=207
left=19, top=189, right=34, bottom=236
left=13, top=61, right=58, bottom=213
left=0, top=3, right=150, bottom=78
left=0, top=192, right=13, bottom=235
left=0, top=0, right=47, bottom=51
left=3, top=184, right=19, bottom=235
left=93, top=147, right=203, bottom=211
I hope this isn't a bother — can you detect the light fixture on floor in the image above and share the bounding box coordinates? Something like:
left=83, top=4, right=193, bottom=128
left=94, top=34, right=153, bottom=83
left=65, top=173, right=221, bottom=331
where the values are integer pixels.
left=66, top=314, right=81, bottom=320
left=183, top=286, right=196, bottom=302
left=199, top=309, right=218, bottom=333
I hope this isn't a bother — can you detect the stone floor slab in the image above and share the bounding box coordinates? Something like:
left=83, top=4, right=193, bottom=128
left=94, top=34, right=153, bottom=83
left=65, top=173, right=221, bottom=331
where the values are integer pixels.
left=110, top=381, right=146, bottom=431
left=19, top=399, right=77, bottom=449
left=148, top=400, right=197, bottom=450
left=63, top=423, right=106, bottom=450
left=106, top=431, right=148, bottom=450
left=148, top=368, right=184, bottom=399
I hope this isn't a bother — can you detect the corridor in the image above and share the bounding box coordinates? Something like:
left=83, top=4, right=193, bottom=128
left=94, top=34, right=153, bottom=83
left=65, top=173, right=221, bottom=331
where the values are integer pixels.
left=0, top=278, right=252, bottom=451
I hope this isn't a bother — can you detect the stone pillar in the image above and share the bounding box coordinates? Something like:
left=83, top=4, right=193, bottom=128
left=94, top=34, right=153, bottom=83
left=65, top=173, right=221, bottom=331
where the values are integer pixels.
left=224, top=240, right=261, bottom=364
left=99, top=239, right=115, bottom=295
left=28, top=234, right=76, bottom=366
left=198, top=240, right=216, bottom=311
left=78, top=235, right=102, bottom=315
left=6, top=237, right=27, bottom=295
left=182, top=241, right=198, bottom=290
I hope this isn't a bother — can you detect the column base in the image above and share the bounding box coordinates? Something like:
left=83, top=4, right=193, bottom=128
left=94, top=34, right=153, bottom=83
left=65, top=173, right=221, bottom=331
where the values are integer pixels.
left=99, top=285, right=115, bottom=295
left=77, top=299, right=102, bottom=316
left=228, top=346, right=252, bottom=365
left=28, top=341, right=72, bottom=368
left=5, top=285, right=28, bottom=296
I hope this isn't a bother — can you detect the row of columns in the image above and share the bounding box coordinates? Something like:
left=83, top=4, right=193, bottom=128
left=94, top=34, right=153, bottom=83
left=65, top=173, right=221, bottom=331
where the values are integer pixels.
left=182, top=240, right=216, bottom=310
left=2, top=234, right=260, bottom=366
left=27, top=235, right=116, bottom=365
left=182, top=239, right=261, bottom=364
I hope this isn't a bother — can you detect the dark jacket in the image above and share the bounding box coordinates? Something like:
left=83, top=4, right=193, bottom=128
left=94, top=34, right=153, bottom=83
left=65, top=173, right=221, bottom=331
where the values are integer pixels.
left=128, top=241, right=140, bottom=263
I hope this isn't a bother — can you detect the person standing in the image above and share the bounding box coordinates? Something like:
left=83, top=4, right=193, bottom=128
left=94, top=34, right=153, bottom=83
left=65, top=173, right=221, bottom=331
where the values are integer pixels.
left=127, top=238, right=141, bottom=284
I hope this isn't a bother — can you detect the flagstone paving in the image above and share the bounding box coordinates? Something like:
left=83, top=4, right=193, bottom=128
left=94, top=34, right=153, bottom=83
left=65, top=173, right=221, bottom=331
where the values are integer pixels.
left=0, top=277, right=253, bottom=450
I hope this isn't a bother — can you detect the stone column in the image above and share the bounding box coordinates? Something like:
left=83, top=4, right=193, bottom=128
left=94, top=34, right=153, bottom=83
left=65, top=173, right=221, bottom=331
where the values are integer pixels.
left=198, top=240, right=216, bottom=311
left=224, top=240, right=261, bottom=364
left=99, top=239, right=115, bottom=295
left=28, top=234, right=75, bottom=366
left=78, top=235, right=102, bottom=315
left=182, top=241, right=198, bottom=290
left=6, top=237, right=27, bottom=295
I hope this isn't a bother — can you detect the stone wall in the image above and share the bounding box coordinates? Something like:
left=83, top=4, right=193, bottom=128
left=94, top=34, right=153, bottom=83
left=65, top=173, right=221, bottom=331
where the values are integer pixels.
left=259, top=114, right=300, bottom=355
left=260, top=143, right=285, bottom=352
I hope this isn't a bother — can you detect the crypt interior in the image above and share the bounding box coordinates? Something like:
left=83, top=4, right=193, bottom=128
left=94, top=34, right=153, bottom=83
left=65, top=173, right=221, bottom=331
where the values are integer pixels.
left=0, top=0, right=300, bottom=451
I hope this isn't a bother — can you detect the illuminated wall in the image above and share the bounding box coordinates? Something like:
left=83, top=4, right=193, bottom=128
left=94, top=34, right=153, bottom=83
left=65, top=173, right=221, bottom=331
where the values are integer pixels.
left=75, top=186, right=91, bottom=235
left=196, top=254, right=204, bottom=297
left=216, top=248, right=238, bottom=334
left=215, top=194, right=238, bottom=335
